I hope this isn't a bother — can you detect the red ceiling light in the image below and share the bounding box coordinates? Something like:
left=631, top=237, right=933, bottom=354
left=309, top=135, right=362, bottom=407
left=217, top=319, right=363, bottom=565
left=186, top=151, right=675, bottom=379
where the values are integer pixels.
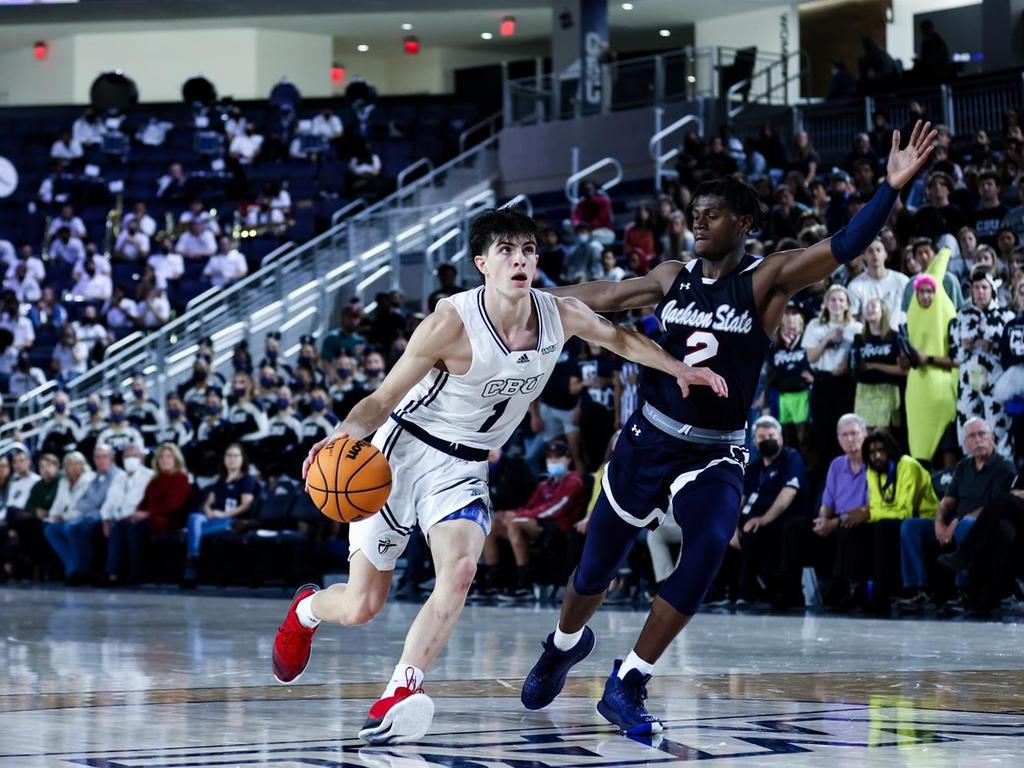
left=403, top=35, right=420, bottom=55
left=500, top=16, right=516, bottom=37
left=330, top=63, right=345, bottom=84
left=33, top=41, right=48, bottom=61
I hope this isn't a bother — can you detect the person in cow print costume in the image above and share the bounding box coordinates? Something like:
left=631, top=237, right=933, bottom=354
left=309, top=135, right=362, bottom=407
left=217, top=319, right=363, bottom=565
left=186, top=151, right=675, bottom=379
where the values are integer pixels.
left=950, top=268, right=1016, bottom=456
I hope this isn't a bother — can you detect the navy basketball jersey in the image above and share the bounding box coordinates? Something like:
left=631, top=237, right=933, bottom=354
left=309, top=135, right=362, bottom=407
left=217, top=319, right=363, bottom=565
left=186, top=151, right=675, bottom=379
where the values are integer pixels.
left=640, top=255, right=771, bottom=431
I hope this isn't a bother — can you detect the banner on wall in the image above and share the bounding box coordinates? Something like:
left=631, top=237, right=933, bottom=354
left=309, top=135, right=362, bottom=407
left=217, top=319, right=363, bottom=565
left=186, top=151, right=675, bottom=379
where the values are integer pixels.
left=579, top=0, right=608, bottom=115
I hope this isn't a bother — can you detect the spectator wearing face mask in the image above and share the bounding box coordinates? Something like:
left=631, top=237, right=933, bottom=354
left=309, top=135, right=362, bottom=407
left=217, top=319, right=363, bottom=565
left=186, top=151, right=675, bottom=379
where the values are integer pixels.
left=113, top=218, right=151, bottom=262
left=255, top=386, right=303, bottom=478
left=99, top=442, right=154, bottom=584
left=36, top=391, right=83, bottom=460
left=187, top=389, right=229, bottom=478
left=329, top=352, right=366, bottom=420
left=50, top=326, right=88, bottom=381
left=203, top=236, right=249, bottom=287
left=147, top=237, right=185, bottom=289
left=71, top=305, right=107, bottom=354
left=298, top=386, right=337, bottom=457
left=124, top=376, right=164, bottom=447
left=153, top=394, right=193, bottom=449
left=97, top=396, right=145, bottom=459
left=4, top=263, right=41, bottom=304
left=71, top=257, right=113, bottom=302
left=76, top=395, right=107, bottom=460
left=360, top=349, right=387, bottom=392
left=258, top=332, right=292, bottom=382
left=8, top=350, right=47, bottom=398
left=49, top=226, right=87, bottom=266
left=224, top=372, right=267, bottom=445
left=0, top=296, right=34, bottom=350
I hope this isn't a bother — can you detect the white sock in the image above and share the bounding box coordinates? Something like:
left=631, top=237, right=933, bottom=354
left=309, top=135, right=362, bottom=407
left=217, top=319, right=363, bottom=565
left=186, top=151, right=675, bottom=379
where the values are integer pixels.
left=618, top=650, right=655, bottom=679
left=553, top=625, right=584, bottom=652
left=383, top=664, right=425, bottom=697
left=295, top=595, right=321, bottom=629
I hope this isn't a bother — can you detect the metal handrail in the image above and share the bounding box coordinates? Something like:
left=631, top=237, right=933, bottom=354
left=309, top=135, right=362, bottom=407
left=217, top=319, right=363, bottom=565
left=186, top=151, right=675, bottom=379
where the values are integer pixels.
left=396, top=157, right=435, bottom=189
left=565, top=157, right=623, bottom=203
left=649, top=114, right=704, bottom=163
left=501, top=193, right=533, bottom=217
left=726, top=50, right=808, bottom=119
left=458, top=111, right=502, bottom=153
left=329, top=197, right=367, bottom=227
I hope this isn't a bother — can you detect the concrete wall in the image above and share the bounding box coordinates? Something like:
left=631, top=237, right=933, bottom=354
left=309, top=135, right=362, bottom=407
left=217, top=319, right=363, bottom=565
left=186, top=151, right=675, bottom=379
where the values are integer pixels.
left=0, top=37, right=76, bottom=105
left=255, top=29, right=333, bottom=98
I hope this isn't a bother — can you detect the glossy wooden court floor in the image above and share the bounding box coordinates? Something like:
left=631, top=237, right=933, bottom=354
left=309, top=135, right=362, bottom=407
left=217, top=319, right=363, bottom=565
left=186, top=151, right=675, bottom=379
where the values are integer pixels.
left=2, top=587, right=1023, bottom=767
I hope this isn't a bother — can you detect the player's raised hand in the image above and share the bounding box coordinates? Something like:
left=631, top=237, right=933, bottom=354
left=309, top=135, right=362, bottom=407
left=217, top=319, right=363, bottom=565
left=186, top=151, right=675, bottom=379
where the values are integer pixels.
left=886, top=120, right=937, bottom=190
left=301, top=432, right=349, bottom=489
left=672, top=363, right=728, bottom=399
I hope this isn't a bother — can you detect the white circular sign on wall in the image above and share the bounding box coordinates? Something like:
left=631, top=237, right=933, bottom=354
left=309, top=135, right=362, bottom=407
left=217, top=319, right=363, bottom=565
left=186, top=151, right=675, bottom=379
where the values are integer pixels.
left=0, top=157, right=18, bottom=198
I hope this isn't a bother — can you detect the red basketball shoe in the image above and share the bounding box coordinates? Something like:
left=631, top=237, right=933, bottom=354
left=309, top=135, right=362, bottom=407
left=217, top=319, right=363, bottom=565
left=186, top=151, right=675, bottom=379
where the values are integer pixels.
left=272, top=584, right=321, bottom=684
left=358, top=674, right=435, bottom=745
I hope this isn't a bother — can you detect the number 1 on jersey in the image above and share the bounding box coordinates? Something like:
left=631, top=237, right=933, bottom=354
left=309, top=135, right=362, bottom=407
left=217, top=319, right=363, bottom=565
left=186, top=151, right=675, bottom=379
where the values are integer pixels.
left=479, top=398, right=510, bottom=432
left=683, top=331, right=719, bottom=366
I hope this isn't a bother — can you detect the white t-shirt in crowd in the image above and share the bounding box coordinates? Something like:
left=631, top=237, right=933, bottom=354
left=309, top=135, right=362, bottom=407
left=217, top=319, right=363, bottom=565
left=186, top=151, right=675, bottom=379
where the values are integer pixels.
left=204, top=250, right=248, bottom=286
left=229, top=133, right=263, bottom=164
left=312, top=114, right=343, bottom=139
left=175, top=230, right=217, bottom=258
left=121, top=212, right=157, bottom=237
left=114, top=230, right=151, bottom=260
left=802, top=318, right=863, bottom=374
left=148, top=252, right=185, bottom=287
left=846, top=269, right=910, bottom=326
left=6, top=257, right=45, bottom=284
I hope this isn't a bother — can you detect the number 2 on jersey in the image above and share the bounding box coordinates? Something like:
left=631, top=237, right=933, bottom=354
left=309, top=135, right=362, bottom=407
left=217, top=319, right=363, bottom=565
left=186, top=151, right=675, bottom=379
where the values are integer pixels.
left=683, top=331, right=719, bottom=366
left=479, top=398, right=510, bottom=432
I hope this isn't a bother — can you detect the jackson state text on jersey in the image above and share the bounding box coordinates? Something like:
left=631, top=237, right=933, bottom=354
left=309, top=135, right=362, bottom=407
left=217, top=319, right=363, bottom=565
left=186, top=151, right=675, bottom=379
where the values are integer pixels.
left=640, top=255, right=771, bottom=431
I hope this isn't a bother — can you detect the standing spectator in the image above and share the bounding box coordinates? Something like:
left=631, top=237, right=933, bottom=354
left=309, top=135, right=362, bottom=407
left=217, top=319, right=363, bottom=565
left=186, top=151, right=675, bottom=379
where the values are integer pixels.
left=766, top=307, right=813, bottom=451
left=898, top=418, right=1014, bottom=609
left=949, top=269, right=1016, bottom=456
left=203, top=236, right=248, bottom=287
left=837, top=430, right=938, bottom=612
left=971, top=171, right=1009, bottom=248
left=41, top=450, right=96, bottom=581
left=182, top=443, right=258, bottom=588
left=851, top=298, right=907, bottom=431
left=775, top=414, right=868, bottom=608
left=900, top=238, right=965, bottom=311
left=847, top=238, right=909, bottom=323
left=734, top=416, right=810, bottom=604
left=914, top=172, right=965, bottom=243
left=482, top=440, right=585, bottom=600
left=906, top=263, right=960, bottom=464
left=622, top=204, right=655, bottom=273
left=788, top=131, right=819, bottom=181
left=99, top=442, right=154, bottom=581
left=916, top=19, right=952, bottom=84
left=570, top=342, right=616, bottom=472
left=802, top=285, right=862, bottom=470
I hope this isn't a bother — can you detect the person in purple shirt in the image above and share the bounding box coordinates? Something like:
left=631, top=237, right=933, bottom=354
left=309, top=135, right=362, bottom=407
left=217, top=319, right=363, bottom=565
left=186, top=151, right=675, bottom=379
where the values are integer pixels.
left=774, top=413, right=868, bottom=608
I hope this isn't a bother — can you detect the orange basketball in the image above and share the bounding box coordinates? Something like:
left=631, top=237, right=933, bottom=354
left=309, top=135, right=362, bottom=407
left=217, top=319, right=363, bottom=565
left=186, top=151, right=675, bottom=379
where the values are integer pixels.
left=307, top=438, right=392, bottom=523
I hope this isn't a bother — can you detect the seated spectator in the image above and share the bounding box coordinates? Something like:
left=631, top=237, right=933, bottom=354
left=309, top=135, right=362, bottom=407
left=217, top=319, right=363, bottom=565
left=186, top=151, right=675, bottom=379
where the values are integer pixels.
left=321, top=306, right=366, bottom=362
left=914, top=171, right=966, bottom=244
left=598, top=249, right=627, bottom=281
left=42, top=450, right=98, bottom=583
left=298, top=387, right=337, bottom=457
left=1001, top=176, right=1024, bottom=240
left=135, top=116, right=173, bottom=147
left=563, top=225, right=602, bottom=284
left=972, top=171, right=1008, bottom=248
left=36, top=391, right=82, bottom=460
left=100, top=442, right=155, bottom=584
left=71, top=107, right=103, bottom=147
left=768, top=186, right=810, bottom=244
left=178, top=199, right=221, bottom=235
left=101, top=286, right=138, bottom=332
left=4, top=452, right=55, bottom=580
left=147, top=237, right=185, bottom=288
left=0, top=293, right=35, bottom=350
left=426, top=263, right=462, bottom=311
left=481, top=440, right=584, bottom=600
left=6, top=447, right=41, bottom=516
left=661, top=211, right=695, bottom=262
left=9, top=351, right=47, bottom=398
left=182, top=443, right=258, bottom=588
left=571, top=181, right=615, bottom=245
left=47, top=204, right=88, bottom=240
left=175, top=218, right=217, bottom=259
left=70, top=256, right=112, bottom=301
left=156, top=162, right=189, bottom=200
left=187, top=387, right=229, bottom=475
left=537, top=228, right=567, bottom=284
left=622, top=203, right=655, bottom=273
left=244, top=196, right=287, bottom=237
left=837, top=430, right=938, bottom=612
left=50, top=130, right=83, bottom=161
left=133, top=286, right=171, bottom=329
left=50, top=326, right=88, bottom=381
left=125, top=376, right=163, bottom=447
left=224, top=106, right=246, bottom=140
left=329, top=353, right=367, bottom=420
left=730, top=416, right=810, bottom=604
left=775, top=414, right=868, bottom=608
left=851, top=298, right=907, bottom=431
left=311, top=108, right=344, bottom=146
left=0, top=328, right=16, bottom=375
left=113, top=218, right=151, bottom=261
left=49, top=226, right=87, bottom=266
left=347, top=138, right=383, bottom=197
left=153, top=393, right=194, bottom=449
left=28, top=286, right=67, bottom=332
left=787, top=131, right=819, bottom=181
left=97, top=395, right=144, bottom=457
left=121, top=201, right=157, bottom=238
left=8, top=244, right=46, bottom=285
left=898, top=418, right=1014, bottom=610
left=229, top=121, right=263, bottom=165
left=255, top=385, right=303, bottom=478
left=5, top=263, right=41, bottom=304
left=264, top=180, right=292, bottom=216
left=905, top=265, right=959, bottom=464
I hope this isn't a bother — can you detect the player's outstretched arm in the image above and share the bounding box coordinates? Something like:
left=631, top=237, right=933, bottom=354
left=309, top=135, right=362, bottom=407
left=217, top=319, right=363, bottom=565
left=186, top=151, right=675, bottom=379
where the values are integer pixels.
left=756, top=120, right=937, bottom=297
left=557, top=295, right=727, bottom=399
left=543, top=260, right=683, bottom=312
left=300, top=306, right=462, bottom=481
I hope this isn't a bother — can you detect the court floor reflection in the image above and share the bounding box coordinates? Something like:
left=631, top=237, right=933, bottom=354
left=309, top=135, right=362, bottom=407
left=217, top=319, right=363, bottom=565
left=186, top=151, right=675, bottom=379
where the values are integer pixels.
left=1, top=586, right=1022, bottom=767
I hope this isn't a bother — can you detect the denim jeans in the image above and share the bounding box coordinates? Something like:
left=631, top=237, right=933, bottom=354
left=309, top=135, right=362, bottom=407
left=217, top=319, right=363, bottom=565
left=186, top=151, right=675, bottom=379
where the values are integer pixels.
left=44, top=518, right=102, bottom=576
left=900, top=516, right=975, bottom=589
left=186, top=513, right=234, bottom=559
left=106, top=518, right=151, bottom=581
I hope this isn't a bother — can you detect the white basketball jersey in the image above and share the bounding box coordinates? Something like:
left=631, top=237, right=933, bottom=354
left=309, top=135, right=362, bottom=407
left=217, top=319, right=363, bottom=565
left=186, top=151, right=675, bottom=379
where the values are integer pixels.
left=394, top=286, right=565, bottom=450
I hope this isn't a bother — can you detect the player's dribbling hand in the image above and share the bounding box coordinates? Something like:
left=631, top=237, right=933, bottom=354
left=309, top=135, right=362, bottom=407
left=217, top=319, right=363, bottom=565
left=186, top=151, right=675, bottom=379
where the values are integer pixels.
left=673, top=364, right=728, bottom=399
left=302, top=433, right=348, bottom=490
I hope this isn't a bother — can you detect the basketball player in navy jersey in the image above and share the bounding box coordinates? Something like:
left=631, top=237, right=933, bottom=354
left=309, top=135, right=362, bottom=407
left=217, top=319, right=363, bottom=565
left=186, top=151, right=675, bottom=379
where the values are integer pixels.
left=272, top=208, right=726, bottom=745
left=521, top=121, right=938, bottom=735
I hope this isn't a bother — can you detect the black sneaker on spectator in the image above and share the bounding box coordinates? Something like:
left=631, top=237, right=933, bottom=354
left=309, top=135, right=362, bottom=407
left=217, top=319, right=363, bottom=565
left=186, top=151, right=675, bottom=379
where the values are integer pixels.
left=499, top=585, right=534, bottom=602
left=895, top=590, right=931, bottom=610
left=704, top=596, right=735, bottom=609
left=943, top=591, right=969, bottom=612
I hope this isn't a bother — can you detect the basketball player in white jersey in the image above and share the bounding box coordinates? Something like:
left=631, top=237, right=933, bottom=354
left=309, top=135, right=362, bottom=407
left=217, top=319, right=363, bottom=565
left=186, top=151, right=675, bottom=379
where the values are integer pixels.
left=271, top=208, right=726, bottom=744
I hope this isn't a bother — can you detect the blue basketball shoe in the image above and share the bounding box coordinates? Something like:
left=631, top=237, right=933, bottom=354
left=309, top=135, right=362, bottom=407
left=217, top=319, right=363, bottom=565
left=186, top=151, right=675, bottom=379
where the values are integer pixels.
left=596, top=659, right=664, bottom=736
left=520, top=626, right=596, bottom=710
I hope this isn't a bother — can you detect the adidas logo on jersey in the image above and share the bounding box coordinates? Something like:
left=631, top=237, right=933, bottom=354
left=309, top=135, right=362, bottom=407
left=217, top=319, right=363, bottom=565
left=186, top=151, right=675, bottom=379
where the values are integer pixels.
left=516, top=353, right=530, bottom=364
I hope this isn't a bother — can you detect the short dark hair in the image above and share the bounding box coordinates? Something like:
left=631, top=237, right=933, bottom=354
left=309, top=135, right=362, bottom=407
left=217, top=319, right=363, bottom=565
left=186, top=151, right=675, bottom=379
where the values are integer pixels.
left=688, top=176, right=767, bottom=232
left=468, top=207, right=540, bottom=259
left=978, top=170, right=1002, bottom=187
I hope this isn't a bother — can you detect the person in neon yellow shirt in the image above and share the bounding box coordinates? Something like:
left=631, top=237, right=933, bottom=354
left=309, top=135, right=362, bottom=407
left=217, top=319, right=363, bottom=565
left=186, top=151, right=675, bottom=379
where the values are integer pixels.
left=836, top=430, right=938, bottom=612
